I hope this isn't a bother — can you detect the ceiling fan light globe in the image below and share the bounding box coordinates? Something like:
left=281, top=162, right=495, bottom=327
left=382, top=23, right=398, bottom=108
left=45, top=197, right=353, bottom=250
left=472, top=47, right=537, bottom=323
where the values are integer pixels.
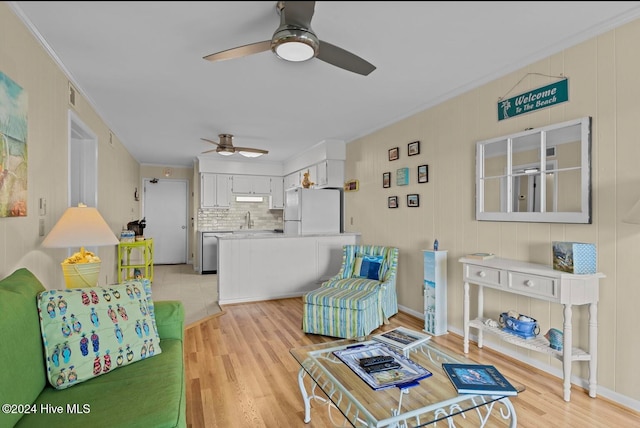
left=217, top=149, right=235, bottom=156
left=239, top=151, right=264, bottom=158
left=272, top=28, right=319, bottom=62
left=275, top=41, right=314, bottom=62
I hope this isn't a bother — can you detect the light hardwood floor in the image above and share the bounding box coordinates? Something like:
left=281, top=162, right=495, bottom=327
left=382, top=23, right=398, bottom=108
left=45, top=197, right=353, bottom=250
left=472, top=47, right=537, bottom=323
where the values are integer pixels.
left=156, top=265, right=640, bottom=427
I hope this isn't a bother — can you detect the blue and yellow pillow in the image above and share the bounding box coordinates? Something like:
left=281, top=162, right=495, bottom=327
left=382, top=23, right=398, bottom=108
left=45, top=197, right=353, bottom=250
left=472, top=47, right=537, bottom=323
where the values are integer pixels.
left=36, top=280, right=161, bottom=389
left=352, top=254, right=385, bottom=280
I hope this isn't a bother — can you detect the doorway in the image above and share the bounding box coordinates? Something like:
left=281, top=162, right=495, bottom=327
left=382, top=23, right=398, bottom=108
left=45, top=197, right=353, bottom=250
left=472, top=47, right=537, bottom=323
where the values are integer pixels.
left=143, top=178, right=188, bottom=264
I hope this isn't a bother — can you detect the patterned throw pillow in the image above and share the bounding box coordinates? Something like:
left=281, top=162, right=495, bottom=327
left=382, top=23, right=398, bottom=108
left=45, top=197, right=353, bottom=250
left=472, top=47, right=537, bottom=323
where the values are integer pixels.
left=352, top=254, right=385, bottom=280
left=36, top=281, right=161, bottom=389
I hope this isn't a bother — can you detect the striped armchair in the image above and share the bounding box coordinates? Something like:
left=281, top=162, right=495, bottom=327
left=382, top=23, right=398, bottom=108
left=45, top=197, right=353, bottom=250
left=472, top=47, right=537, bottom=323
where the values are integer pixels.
left=302, top=245, right=399, bottom=339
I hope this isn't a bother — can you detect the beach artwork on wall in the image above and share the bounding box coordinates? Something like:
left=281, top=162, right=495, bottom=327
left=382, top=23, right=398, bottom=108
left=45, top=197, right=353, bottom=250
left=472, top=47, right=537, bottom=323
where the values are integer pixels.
left=0, top=70, right=28, bottom=217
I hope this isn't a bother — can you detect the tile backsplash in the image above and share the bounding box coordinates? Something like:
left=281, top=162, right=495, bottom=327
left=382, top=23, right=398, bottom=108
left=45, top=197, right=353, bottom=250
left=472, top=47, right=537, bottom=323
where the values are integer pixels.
left=197, top=199, right=283, bottom=231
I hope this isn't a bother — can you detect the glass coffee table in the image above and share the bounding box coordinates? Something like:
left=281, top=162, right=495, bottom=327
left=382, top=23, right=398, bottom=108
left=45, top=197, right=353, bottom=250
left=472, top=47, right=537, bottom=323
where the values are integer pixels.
left=290, top=337, right=522, bottom=427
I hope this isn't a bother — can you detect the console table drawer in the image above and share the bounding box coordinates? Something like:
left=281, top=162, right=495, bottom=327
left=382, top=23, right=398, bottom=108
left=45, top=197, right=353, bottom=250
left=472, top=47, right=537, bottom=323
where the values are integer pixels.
left=508, top=272, right=557, bottom=299
left=464, top=265, right=501, bottom=286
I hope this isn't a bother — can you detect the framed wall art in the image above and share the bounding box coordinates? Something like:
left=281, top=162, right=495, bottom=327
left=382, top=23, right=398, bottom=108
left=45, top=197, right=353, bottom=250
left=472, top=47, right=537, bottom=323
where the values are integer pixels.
left=0, top=70, right=28, bottom=217
left=396, top=167, right=409, bottom=186
left=389, top=147, right=399, bottom=161
left=408, top=140, right=420, bottom=156
left=418, top=165, right=429, bottom=183
left=388, top=196, right=398, bottom=208
left=383, top=172, right=391, bottom=188
left=407, top=194, right=420, bottom=207
left=344, top=179, right=359, bottom=192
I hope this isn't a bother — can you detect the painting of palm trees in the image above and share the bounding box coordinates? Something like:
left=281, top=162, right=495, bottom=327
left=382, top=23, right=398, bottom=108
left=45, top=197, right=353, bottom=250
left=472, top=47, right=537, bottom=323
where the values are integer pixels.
left=0, top=71, right=27, bottom=217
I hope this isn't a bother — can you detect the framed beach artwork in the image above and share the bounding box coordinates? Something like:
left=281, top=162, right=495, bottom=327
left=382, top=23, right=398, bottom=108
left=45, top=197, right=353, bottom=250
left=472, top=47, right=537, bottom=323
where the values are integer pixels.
left=418, top=165, right=429, bottom=183
left=383, top=172, right=391, bottom=188
left=388, top=147, right=399, bottom=161
left=0, top=71, right=28, bottom=217
left=408, top=140, right=420, bottom=156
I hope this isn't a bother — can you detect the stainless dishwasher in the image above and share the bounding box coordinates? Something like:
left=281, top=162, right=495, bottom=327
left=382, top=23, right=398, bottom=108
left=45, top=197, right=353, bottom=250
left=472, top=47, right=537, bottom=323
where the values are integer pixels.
left=200, top=232, right=232, bottom=274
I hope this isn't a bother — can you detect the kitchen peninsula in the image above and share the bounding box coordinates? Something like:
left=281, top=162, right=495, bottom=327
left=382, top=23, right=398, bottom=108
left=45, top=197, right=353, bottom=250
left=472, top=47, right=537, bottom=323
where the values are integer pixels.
left=217, top=232, right=360, bottom=304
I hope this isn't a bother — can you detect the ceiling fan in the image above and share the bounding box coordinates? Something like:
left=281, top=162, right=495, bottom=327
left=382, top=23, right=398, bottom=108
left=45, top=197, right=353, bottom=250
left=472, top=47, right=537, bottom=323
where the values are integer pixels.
left=201, top=134, right=269, bottom=158
left=203, top=1, right=376, bottom=76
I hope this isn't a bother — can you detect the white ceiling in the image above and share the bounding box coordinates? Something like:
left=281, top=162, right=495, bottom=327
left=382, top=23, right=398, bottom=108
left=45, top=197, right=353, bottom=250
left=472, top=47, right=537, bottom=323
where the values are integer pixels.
left=10, top=1, right=640, bottom=167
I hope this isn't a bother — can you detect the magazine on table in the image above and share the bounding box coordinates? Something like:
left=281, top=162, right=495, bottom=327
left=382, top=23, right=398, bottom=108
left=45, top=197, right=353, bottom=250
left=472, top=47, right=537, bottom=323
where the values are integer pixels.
left=442, top=363, right=518, bottom=396
left=372, top=326, right=432, bottom=352
left=333, top=342, right=432, bottom=391
left=465, top=252, right=496, bottom=260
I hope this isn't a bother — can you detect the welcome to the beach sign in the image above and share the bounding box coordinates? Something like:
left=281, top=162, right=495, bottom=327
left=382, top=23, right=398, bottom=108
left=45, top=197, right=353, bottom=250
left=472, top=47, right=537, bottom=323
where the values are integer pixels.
left=497, top=78, right=568, bottom=121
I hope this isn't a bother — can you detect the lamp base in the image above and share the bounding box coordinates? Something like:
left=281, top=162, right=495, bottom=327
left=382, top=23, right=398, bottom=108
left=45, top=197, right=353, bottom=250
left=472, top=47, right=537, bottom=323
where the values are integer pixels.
left=62, top=262, right=101, bottom=288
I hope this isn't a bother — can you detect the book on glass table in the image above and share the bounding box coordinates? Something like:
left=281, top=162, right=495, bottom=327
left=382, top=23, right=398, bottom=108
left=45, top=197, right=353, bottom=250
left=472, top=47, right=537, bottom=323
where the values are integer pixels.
left=333, top=342, right=432, bottom=391
left=372, top=326, right=431, bottom=352
left=442, top=363, right=518, bottom=396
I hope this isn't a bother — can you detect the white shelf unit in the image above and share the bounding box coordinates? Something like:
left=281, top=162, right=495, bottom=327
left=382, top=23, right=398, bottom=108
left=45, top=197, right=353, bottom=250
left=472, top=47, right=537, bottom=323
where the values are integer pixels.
left=460, top=256, right=604, bottom=402
left=423, top=250, right=447, bottom=336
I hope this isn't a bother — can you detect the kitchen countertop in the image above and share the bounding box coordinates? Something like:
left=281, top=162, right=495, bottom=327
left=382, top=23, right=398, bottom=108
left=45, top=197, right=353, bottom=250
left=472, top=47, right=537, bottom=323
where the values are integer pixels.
left=199, top=229, right=281, bottom=234
left=217, top=232, right=360, bottom=240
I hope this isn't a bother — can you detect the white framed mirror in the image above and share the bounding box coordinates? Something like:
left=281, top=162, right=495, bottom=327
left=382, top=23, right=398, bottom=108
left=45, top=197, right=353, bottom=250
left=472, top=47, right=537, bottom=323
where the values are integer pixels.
left=476, top=116, right=591, bottom=223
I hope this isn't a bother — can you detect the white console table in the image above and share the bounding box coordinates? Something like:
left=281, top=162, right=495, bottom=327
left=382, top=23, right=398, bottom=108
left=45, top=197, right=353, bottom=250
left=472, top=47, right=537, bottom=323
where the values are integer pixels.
left=460, top=256, right=604, bottom=401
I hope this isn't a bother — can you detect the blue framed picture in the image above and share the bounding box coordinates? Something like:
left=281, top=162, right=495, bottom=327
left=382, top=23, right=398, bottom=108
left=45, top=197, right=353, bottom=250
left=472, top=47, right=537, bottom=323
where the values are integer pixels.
left=396, top=167, right=409, bottom=186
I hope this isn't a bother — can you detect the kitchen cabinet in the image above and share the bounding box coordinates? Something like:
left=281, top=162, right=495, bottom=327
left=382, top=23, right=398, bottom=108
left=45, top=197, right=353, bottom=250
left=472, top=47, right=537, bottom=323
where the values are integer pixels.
left=269, top=176, right=284, bottom=209
left=231, top=175, right=271, bottom=194
left=314, top=160, right=345, bottom=188
left=283, top=160, right=345, bottom=190
left=201, top=173, right=231, bottom=208
left=284, top=171, right=301, bottom=189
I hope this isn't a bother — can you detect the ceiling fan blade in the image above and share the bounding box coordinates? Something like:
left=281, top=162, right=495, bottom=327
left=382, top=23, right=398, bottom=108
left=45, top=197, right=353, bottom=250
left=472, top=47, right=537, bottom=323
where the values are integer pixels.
left=234, top=146, right=269, bottom=155
left=282, top=1, right=316, bottom=28
left=200, top=138, right=220, bottom=146
left=203, top=40, right=272, bottom=62
left=316, top=41, right=376, bottom=76
left=201, top=149, right=218, bottom=154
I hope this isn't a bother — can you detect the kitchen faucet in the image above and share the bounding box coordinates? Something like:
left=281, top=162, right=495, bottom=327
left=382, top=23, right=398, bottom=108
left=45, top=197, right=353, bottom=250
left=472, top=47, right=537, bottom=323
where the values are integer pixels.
left=245, top=211, right=252, bottom=229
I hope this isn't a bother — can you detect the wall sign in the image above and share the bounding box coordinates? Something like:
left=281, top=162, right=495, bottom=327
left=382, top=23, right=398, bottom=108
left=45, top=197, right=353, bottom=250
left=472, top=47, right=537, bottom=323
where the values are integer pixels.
left=498, top=78, right=568, bottom=121
left=396, top=168, right=409, bottom=186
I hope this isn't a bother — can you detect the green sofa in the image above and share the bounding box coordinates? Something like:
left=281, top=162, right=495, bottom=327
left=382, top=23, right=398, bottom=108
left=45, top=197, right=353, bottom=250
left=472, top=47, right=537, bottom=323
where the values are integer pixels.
left=0, top=268, right=186, bottom=428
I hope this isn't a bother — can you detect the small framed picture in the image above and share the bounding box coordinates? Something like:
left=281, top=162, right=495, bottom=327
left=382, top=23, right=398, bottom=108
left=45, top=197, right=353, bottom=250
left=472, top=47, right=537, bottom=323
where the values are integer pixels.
left=388, top=196, right=398, bottom=208
left=407, top=194, right=419, bottom=207
left=408, top=140, right=420, bottom=156
left=389, top=147, right=399, bottom=161
left=383, top=172, right=391, bottom=188
left=418, top=164, right=429, bottom=183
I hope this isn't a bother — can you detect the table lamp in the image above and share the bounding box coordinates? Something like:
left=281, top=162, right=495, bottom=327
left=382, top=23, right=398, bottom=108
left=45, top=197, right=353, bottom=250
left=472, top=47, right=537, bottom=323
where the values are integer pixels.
left=42, top=203, right=119, bottom=288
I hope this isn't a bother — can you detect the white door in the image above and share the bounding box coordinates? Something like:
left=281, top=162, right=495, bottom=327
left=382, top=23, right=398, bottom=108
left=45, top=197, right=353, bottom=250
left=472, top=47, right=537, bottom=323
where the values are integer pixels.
left=143, top=178, right=188, bottom=264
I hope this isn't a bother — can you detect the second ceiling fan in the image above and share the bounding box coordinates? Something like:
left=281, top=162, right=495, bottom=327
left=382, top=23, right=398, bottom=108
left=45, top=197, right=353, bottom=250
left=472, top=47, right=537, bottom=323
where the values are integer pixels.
left=201, top=134, right=269, bottom=158
left=203, top=1, right=376, bottom=76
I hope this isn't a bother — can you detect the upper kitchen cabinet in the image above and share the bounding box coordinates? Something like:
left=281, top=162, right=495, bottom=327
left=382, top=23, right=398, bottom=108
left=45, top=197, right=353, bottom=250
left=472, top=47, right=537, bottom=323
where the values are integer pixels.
left=314, top=160, right=344, bottom=188
left=283, top=160, right=345, bottom=190
left=231, top=175, right=272, bottom=194
left=269, top=176, right=284, bottom=209
left=201, top=173, right=231, bottom=209
left=284, top=171, right=301, bottom=190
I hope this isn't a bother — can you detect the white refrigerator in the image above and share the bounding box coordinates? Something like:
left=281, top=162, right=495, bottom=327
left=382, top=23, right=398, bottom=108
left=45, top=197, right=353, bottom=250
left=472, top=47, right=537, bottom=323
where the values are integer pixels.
left=284, top=188, right=341, bottom=235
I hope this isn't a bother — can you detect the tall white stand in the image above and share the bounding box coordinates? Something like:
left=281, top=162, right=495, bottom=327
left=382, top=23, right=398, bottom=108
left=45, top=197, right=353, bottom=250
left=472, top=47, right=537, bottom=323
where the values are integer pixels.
left=423, top=250, right=448, bottom=336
